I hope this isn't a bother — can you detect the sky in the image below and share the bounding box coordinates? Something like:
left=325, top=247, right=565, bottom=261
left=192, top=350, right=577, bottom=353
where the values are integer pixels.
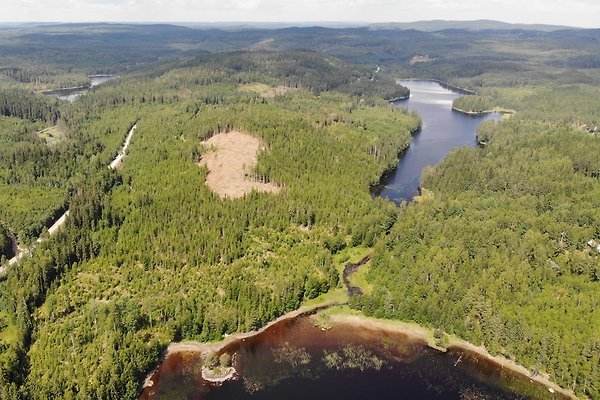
left=1, top=0, right=599, bottom=28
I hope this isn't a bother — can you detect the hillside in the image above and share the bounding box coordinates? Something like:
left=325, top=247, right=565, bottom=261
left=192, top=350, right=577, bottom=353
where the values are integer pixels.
left=0, top=23, right=598, bottom=399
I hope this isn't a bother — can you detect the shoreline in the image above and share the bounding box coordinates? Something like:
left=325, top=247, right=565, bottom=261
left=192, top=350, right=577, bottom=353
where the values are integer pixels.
left=368, top=124, right=421, bottom=200
left=328, top=313, right=576, bottom=399
left=398, top=78, right=479, bottom=95
left=37, top=75, right=116, bottom=94
left=38, top=84, right=91, bottom=95
left=145, top=305, right=576, bottom=399
left=388, top=95, right=409, bottom=102
left=451, top=106, right=515, bottom=116
left=447, top=339, right=574, bottom=399
left=434, top=79, right=478, bottom=95
left=142, top=302, right=345, bottom=389
left=164, top=302, right=342, bottom=357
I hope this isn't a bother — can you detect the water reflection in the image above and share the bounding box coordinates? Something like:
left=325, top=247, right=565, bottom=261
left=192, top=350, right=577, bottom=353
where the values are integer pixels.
left=45, top=75, right=117, bottom=102
left=373, top=80, right=500, bottom=204
left=141, top=315, right=562, bottom=400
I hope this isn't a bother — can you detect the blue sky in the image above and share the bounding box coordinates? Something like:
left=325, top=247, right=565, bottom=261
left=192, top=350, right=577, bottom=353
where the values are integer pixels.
left=1, top=0, right=598, bottom=28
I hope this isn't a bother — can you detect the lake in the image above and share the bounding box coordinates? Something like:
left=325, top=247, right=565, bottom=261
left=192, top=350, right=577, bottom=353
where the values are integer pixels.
left=44, top=75, right=117, bottom=102
left=139, top=312, right=565, bottom=400
left=372, top=80, right=500, bottom=204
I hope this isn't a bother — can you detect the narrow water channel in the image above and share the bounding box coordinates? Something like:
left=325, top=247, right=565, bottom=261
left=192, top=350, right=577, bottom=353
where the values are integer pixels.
left=372, top=80, right=500, bottom=204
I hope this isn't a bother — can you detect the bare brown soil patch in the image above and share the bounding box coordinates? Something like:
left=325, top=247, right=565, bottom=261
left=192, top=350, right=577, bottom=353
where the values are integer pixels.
left=198, top=131, right=280, bottom=199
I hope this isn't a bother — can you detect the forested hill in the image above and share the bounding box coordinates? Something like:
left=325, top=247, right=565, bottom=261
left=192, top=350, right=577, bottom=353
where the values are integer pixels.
left=1, top=23, right=599, bottom=89
left=0, top=52, right=420, bottom=398
left=180, top=52, right=409, bottom=99
left=0, top=50, right=410, bottom=250
left=368, top=19, right=572, bottom=32
left=354, top=119, right=600, bottom=398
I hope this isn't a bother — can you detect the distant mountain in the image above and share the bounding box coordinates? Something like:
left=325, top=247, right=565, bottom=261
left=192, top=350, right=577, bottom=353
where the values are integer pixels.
left=1, top=20, right=577, bottom=32
left=181, top=21, right=366, bottom=30
left=369, top=19, right=573, bottom=32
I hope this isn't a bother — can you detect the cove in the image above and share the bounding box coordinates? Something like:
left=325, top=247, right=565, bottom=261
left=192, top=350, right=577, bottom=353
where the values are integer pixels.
left=139, top=310, right=569, bottom=400
left=372, top=80, right=500, bottom=204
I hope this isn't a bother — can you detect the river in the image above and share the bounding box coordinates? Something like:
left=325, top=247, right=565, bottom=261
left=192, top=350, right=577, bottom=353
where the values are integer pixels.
left=372, top=80, right=500, bottom=204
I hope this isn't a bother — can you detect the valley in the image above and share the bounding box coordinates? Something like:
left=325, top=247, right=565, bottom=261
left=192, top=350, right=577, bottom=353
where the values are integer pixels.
left=0, top=21, right=598, bottom=400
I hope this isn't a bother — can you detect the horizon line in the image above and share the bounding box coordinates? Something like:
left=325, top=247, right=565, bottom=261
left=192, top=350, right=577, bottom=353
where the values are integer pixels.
left=0, top=19, right=592, bottom=29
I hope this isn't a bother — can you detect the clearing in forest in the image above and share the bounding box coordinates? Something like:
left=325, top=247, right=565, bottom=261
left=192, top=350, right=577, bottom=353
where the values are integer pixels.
left=37, top=125, right=66, bottom=146
left=238, top=83, right=294, bottom=98
left=198, top=131, right=280, bottom=199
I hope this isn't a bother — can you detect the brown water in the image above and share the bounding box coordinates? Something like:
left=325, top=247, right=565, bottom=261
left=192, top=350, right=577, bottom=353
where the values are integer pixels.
left=140, top=313, right=566, bottom=400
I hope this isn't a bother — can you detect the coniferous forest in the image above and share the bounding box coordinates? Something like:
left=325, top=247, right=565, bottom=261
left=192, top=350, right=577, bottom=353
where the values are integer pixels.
left=0, top=23, right=598, bottom=399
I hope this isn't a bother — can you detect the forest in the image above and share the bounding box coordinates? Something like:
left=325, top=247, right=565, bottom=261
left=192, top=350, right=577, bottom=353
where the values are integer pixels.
left=0, top=22, right=598, bottom=399
left=0, top=50, right=420, bottom=398
left=354, top=118, right=600, bottom=397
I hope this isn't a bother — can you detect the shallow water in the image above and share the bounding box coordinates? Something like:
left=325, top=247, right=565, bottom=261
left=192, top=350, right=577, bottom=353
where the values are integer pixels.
left=140, top=315, right=564, bottom=400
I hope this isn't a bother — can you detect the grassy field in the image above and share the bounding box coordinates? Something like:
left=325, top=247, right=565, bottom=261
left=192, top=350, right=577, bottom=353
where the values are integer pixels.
left=332, top=246, right=372, bottom=272
left=301, top=246, right=374, bottom=310
left=37, top=125, right=66, bottom=146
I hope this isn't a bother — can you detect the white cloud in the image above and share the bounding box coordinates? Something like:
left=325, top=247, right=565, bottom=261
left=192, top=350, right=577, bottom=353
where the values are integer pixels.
left=0, top=0, right=598, bottom=27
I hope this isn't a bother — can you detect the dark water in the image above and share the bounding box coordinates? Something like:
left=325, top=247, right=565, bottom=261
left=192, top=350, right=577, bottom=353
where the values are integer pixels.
left=342, top=254, right=371, bottom=296
left=140, top=314, right=564, bottom=400
left=373, top=80, right=500, bottom=204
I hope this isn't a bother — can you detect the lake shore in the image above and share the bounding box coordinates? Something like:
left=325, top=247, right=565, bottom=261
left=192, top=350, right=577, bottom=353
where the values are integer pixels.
left=452, top=106, right=515, bottom=116
left=163, top=303, right=342, bottom=358
left=328, top=313, right=576, bottom=400
left=143, top=302, right=344, bottom=388
left=399, top=78, right=479, bottom=95
left=146, top=304, right=576, bottom=399
left=447, top=339, right=575, bottom=399
left=388, top=95, right=409, bottom=102
left=38, top=84, right=90, bottom=95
